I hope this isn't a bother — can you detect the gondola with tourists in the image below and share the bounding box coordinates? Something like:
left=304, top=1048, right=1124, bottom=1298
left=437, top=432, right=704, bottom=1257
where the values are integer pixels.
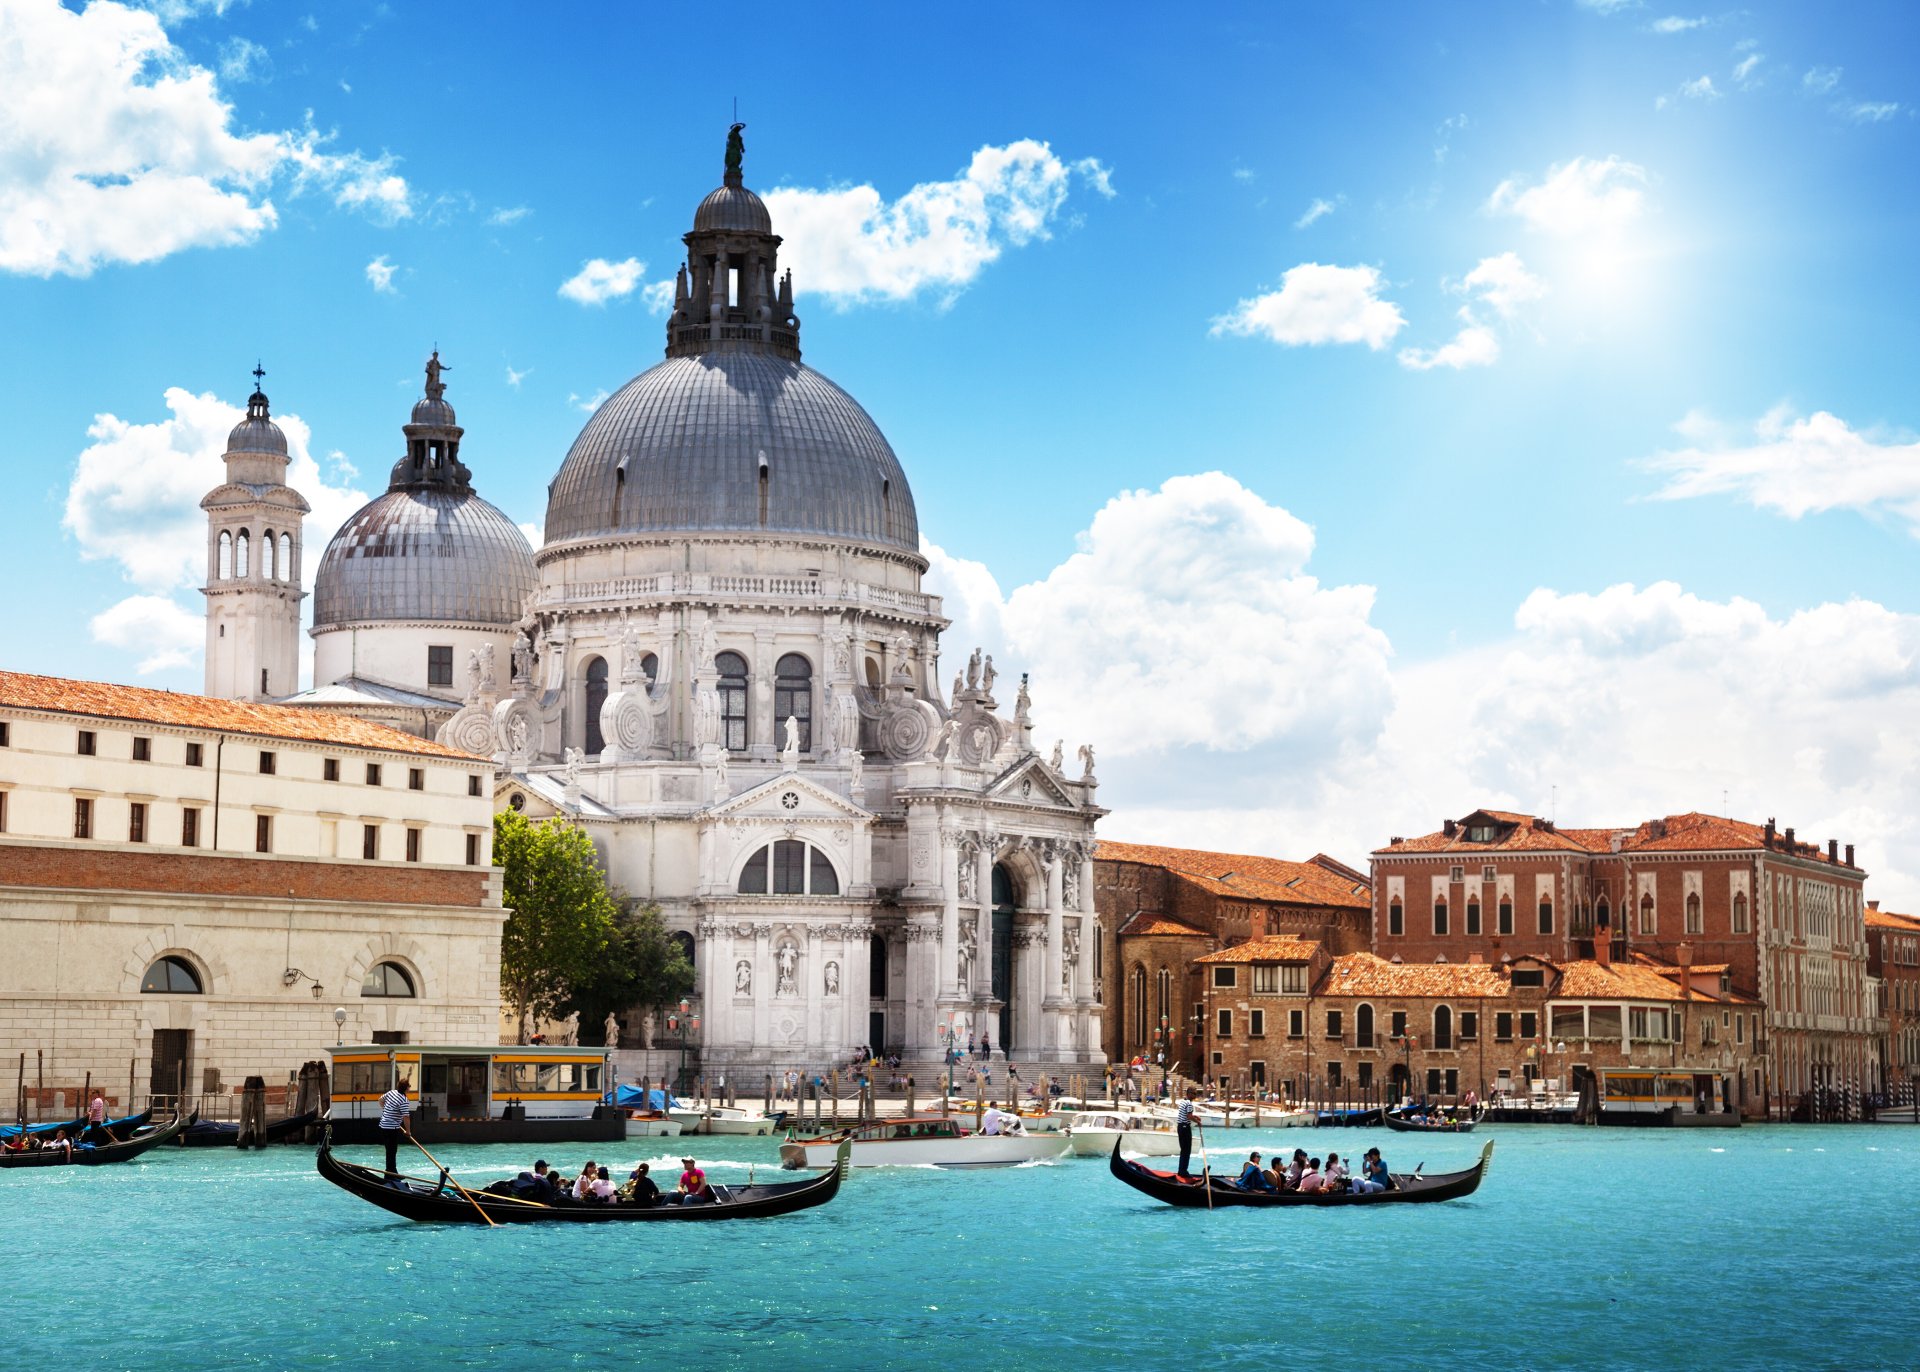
left=1382, top=1103, right=1486, bottom=1134
left=177, top=1109, right=319, bottom=1148
left=0, top=1110, right=193, bottom=1168
left=2, top=1107, right=152, bottom=1144
left=1107, top=1138, right=1493, bottom=1207
left=314, top=1129, right=851, bottom=1224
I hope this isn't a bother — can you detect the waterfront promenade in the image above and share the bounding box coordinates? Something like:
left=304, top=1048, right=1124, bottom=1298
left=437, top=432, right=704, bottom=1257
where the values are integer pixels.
left=6, top=1123, right=1917, bottom=1368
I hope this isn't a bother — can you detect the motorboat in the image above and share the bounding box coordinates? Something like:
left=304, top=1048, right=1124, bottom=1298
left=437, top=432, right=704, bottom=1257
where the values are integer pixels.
left=779, top=1112, right=1071, bottom=1169
left=624, top=1110, right=685, bottom=1138
left=1064, top=1111, right=1180, bottom=1157
left=700, top=1105, right=783, bottom=1136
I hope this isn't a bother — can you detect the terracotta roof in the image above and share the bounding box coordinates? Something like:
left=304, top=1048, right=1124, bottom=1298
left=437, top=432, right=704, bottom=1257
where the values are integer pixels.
left=1377, top=808, right=1858, bottom=869
left=1119, top=913, right=1213, bottom=939
left=1322, top=953, right=1514, bottom=999
left=1554, top=958, right=1756, bottom=1005
left=1866, top=908, right=1920, bottom=932
left=1097, top=840, right=1370, bottom=909
left=1194, top=936, right=1319, bottom=965
left=0, top=670, right=483, bottom=760
left=1373, top=810, right=1604, bottom=856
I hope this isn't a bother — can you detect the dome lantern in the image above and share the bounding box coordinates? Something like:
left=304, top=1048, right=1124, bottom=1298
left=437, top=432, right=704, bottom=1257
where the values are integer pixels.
left=667, top=122, right=801, bottom=364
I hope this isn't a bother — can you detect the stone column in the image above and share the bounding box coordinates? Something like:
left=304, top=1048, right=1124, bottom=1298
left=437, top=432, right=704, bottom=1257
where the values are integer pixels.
left=752, top=922, right=773, bottom=1050
left=1015, top=921, right=1045, bottom=1057
left=804, top=924, right=824, bottom=1058
left=904, top=918, right=940, bottom=1054
left=846, top=923, right=871, bottom=1052
left=750, top=628, right=775, bottom=762
left=699, top=918, right=724, bottom=1051
left=975, top=830, right=997, bottom=1025
left=939, top=829, right=964, bottom=999
left=1042, top=841, right=1067, bottom=1056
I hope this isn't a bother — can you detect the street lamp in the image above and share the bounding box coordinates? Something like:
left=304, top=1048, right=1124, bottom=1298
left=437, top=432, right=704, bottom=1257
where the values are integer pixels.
left=1152, top=1015, right=1170, bottom=1099
left=664, top=997, right=700, bottom=1095
left=1393, top=1033, right=1420, bottom=1105
left=936, top=1014, right=963, bottom=1106
left=333, top=1006, right=347, bottom=1047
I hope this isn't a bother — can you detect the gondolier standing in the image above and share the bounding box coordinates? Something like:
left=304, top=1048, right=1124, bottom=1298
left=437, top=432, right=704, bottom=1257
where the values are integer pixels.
left=1175, top=1088, right=1199, bottom=1177
left=379, top=1076, right=415, bottom=1176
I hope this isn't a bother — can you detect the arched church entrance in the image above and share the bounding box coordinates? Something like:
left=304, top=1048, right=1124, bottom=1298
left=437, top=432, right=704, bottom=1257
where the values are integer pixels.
left=992, top=863, right=1017, bottom=1050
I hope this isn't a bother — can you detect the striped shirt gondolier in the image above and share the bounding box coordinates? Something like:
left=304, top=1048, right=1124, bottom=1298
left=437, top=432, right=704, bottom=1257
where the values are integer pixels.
left=1175, top=1098, right=1196, bottom=1128
left=379, top=1087, right=414, bottom=1131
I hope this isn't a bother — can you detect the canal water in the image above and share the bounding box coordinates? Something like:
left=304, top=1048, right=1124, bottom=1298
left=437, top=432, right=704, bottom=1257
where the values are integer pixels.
left=5, top=1123, right=1917, bottom=1369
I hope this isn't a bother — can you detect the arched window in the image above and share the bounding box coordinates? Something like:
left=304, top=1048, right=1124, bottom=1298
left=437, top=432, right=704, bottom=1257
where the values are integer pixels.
left=716, top=651, right=749, bottom=752
left=1388, top=897, right=1404, bottom=937
left=1537, top=897, right=1553, bottom=935
left=1685, top=892, right=1703, bottom=934
left=1466, top=896, right=1482, bottom=936
left=235, top=530, right=250, bottom=578
left=279, top=532, right=293, bottom=582
left=1433, top=1005, right=1453, bottom=1050
left=218, top=530, right=232, bottom=579
left=361, top=961, right=416, bottom=997
left=1498, top=897, right=1514, bottom=935
left=775, top=653, right=812, bottom=752
left=1357, top=1002, right=1375, bottom=1048
left=1639, top=893, right=1656, bottom=935
left=737, top=840, right=840, bottom=896
left=1433, top=896, right=1449, bottom=937
left=1732, top=892, right=1749, bottom=933
left=865, top=658, right=882, bottom=688
left=670, top=930, right=695, bottom=975
left=1595, top=896, right=1611, bottom=929
left=263, top=528, right=276, bottom=580
left=1156, top=968, right=1173, bottom=1037
left=140, top=956, right=202, bottom=994
left=870, top=935, right=888, bottom=997
left=1130, top=965, right=1147, bottom=1045
left=640, top=653, right=658, bottom=688
left=584, top=656, right=609, bottom=755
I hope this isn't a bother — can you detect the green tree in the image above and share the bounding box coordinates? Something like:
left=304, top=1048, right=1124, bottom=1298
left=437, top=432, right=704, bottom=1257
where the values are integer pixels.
left=563, top=901, right=696, bottom=1043
left=493, top=810, right=620, bottom=1042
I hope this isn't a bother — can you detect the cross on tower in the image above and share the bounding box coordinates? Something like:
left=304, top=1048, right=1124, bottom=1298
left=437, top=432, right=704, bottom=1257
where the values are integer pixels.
left=252, top=361, right=266, bottom=390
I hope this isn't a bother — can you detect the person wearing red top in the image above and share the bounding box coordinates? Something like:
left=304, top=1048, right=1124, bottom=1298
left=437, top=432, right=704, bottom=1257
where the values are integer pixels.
left=674, top=1157, right=713, bottom=1205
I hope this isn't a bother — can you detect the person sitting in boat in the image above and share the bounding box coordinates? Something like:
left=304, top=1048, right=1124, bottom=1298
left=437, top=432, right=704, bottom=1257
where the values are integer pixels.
left=1297, top=1156, right=1323, bottom=1193
left=586, top=1165, right=618, bottom=1203
left=570, top=1161, right=600, bottom=1202
left=510, top=1159, right=559, bottom=1202
left=1350, top=1147, right=1389, bottom=1195
left=44, top=1129, right=74, bottom=1160
left=1266, top=1155, right=1289, bottom=1190
left=673, top=1157, right=713, bottom=1205
left=1323, top=1152, right=1350, bottom=1191
left=1236, top=1151, right=1276, bottom=1192
left=621, top=1161, right=660, bottom=1207
left=1283, top=1148, right=1308, bottom=1190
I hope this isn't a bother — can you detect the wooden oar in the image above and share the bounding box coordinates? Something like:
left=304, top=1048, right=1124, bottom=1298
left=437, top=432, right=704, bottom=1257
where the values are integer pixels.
left=1196, top=1117, right=1213, bottom=1210
left=404, top=1131, right=497, bottom=1227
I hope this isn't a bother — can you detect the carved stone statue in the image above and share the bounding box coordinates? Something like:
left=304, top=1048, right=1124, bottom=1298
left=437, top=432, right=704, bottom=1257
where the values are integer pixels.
left=981, top=654, right=997, bottom=696
left=930, top=717, right=959, bottom=760
left=848, top=748, right=864, bottom=793
left=424, top=349, right=449, bottom=395
left=953, top=672, right=966, bottom=701
left=735, top=959, right=753, bottom=995
left=966, top=648, right=982, bottom=690
left=465, top=648, right=484, bottom=702
left=725, top=122, right=746, bottom=179
left=559, top=1011, right=579, bottom=1046
left=780, top=714, right=801, bottom=767
left=776, top=942, right=798, bottom=996
left=1014, top=674, right=1031, bottom=725
left=957, top=920, right=977, bottom=993
left=505, top=711, right=531, bottom=754
left=819, top=684, right=838, bottom=756
left=824, top=960, right=840, bottom=996
left=1050, top=739, right=1064, bottom=771
left=713, top=749, right=730, bottom=801
left=603, top=1011, right=620, bottom=1048
left=620, top=616, right=647, bottom=684
left=697, top=681, right=720, bottom=745
left=699, top=621, right=719, bottom=672
left=831, top=637, right=852, bottom=677
left=1078, top=743, right=1097, bottom=782
left=563, top=747, right=583, bottom=786
left=957, top=847, right=977, bottom=902
left=510, top=631, right=535, bottom=684
left=1064, top=861, right=1082, bottom=911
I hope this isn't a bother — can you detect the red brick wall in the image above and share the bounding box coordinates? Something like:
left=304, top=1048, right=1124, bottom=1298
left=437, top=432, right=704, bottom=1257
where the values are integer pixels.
left=1371, top=855, right=1576, bottom=964
left=0, top=844, right=492, bottom=909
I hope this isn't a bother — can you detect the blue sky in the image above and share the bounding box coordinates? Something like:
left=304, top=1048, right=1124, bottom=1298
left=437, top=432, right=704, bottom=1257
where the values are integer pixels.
left=5, top=0, right=1920, bottom=890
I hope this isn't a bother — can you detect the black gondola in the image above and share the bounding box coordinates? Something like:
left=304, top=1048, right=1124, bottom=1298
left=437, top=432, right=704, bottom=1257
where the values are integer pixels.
left=1108, top=1138, right=1493, bottom=1207
left=1382, top=1105, right=1486, bottom=1134
left=0, top=1110, right=194, bottom=1168
left=178, top=1110, right=319, bottom=1148
left=2, top=1108, right=152, bottom=1143
left=314, top=1131, right=851, bottom=1224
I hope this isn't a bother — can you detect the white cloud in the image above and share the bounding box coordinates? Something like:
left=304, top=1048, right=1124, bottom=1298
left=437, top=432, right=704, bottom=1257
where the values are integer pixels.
left=1843, top=101, right=1901, bottom=123
left=1434, top=114, right=1469, bottom=165
left=641, top=279, right=676, bottom=314
left=924, top=473, right=1392, bottom=761
left=1458, top=251, right=1548, bottom=319
left=761, top=139, right=1108, bottom=305
left=90, top=594, right=203, bottom=674
left=504, top=364, right=530, bottom=389
left=1648, top=15, right=1706, bottom=31
left=1233, top=167, right=1257, bottom=183
left=1641, top=406, right=1920, bottom=531
left=0, top=0, right=410, bottom=277
left=569, top=389, right=609, bottom=414
left=558, top=256, right=647, bottom=306
left=1674, top=75, right=1720, bottom=101
left=1398, top=321, right=1500, bottom=372
left=1486, top=155, right=1650, bottom=237
left=487, top=205, right=532, bottom=226
left=1210, top=263, right=1406, bottom=349
left=217, top=35, right=268, bottom=82
left=1397, top=252, right=1544, bottom=372
left=1575, top=0, right=1640, bottom=12
left=518, top=522, right=545, bottom=551
left=1293, top=197, right=1340, bottom=229
left=1733, top=52, right=1763, bottom=86
left=63, top=384, right=370, bottom=674
left=1803, top=66, right=1843, bottom=94
left=364, top=255, right=396, bottom=293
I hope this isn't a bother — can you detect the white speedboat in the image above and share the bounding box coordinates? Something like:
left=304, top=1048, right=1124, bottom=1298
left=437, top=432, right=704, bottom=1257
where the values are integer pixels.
left=778, top=1113, right=1071, bottom=1169
left=1064, top=1111, right=1180, bottom=1157
left=624, top=1110, right=684, bottom=1138
left=701, top=1105, right=781, bottom=1136
left=667, top=1106, right=707, bottom=1134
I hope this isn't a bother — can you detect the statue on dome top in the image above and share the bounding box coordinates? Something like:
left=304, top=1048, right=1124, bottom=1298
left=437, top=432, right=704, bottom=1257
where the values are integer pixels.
left=424, top=349, right=450, bottom=398
left=725, top=123, right=746, bottom=181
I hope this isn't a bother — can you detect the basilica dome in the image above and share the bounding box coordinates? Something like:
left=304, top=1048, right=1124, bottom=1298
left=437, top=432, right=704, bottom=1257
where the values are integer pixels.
left=312, top=355, right=537, bottom=630
left=542, top=134, right=920, bottom=557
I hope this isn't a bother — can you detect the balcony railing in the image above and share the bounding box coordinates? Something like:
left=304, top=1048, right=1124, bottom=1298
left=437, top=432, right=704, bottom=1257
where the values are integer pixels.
left=545, top=572, right=942, bottom=618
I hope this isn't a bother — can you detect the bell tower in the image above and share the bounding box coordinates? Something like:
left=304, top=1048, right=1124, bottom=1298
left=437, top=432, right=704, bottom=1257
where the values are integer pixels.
left=201, top=366, right=309, bottom=700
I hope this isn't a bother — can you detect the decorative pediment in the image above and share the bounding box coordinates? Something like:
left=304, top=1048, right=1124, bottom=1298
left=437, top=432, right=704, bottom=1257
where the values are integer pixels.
left=707, top=772, right=871, bottom=823
left=987, top=755, right=1081, bottom=810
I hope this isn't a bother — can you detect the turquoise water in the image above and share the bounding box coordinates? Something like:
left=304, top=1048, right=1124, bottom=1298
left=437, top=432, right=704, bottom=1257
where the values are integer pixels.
left=6, top=1124, right=1919, bottom=1370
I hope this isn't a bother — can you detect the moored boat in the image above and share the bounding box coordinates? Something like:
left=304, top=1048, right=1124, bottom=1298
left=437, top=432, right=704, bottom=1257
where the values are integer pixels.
left=779, top=1113, right=1071, bottom=1169
left=1064, top=1111, right=1180, bottom=1157
left=1108, top=1138, right=1494, bottom=1207
left=624, top=1111, right=685, bottom=1138
left=314, top=1132, right=850, bottom=1223
left=0, top=1110, right=194, bottom=1168
left=1383, top=1104, right=1485, bottom=1134
left=177, top=1110, right=320, bottom=1147
left=700, top=1105, right=783, bottom=1136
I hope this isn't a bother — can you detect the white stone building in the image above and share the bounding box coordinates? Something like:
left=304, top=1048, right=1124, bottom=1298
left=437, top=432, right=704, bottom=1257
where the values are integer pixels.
left=0, top=671, right=502, bottom=1102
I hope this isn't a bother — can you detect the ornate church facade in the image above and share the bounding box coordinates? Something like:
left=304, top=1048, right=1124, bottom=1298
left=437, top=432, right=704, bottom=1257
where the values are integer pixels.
left=205, top=129, right=1106, bottom=1069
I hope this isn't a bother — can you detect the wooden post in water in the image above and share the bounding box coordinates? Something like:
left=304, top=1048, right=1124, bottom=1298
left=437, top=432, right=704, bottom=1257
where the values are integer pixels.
left=829, top=1070, right=839, bottom=1123
left=764, top=1072, right=772, bottom=1116
left=14, top=1053, right=24, bottom=1133
left=128, top=1058, right=136, bottom=1118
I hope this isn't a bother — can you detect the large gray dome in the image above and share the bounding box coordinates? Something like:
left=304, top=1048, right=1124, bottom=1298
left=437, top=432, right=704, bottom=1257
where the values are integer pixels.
left=314, top=488, right=537, bottom=629
left=544, top=352, right=920, bottom=554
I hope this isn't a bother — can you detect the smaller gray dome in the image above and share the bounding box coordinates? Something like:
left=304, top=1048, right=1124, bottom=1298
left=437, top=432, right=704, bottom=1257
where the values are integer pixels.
left=228, top=389, right=287, bottom=455
left=411, top=396, right=457, bottom=427
left=313, top=488, right=537, bottom=629
left=694, top=184, right=772, bottom=234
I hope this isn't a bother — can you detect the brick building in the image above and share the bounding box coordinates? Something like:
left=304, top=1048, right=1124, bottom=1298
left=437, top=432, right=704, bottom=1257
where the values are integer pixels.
left=0, top=670, right=503, bottom=1110
left=1094, top=841, right=1371, bottom=1070
left=1865, top=905, right=1920, bottom=1100
left=1372, top=808, right=1879, bottom=1113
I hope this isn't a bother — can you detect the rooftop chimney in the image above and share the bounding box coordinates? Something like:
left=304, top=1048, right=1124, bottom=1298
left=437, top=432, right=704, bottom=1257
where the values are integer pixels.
left=1869, top=899, right=1880, bottom=910
left=1764, top=818, right=1776, bottom=847
left=1595, top=932, right=1612, bottom=968
left=1443, top=819, right=1458, bottom=838
left=1785, top=826, right=1796, bottom=850
left=1847, top=844, right=1856, bottom=868
left=1829, top=839, right=1839, bottom=863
